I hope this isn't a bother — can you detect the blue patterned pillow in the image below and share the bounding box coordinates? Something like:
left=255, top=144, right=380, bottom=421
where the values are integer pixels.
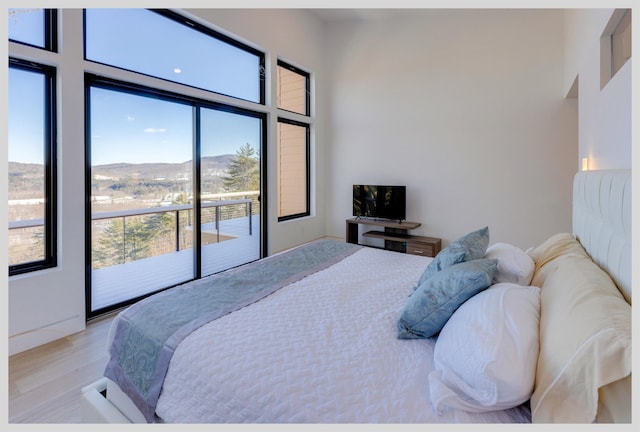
left=397, top=258, right=498, bottom=339
left=415, top=226, right=490, bottom=288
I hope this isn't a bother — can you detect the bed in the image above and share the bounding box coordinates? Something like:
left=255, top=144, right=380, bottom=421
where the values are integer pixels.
left=81, top=169, right=632, bottom=424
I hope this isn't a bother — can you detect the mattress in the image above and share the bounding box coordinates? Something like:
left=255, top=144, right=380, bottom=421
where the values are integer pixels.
left=147, top=245, right=530, bottom=423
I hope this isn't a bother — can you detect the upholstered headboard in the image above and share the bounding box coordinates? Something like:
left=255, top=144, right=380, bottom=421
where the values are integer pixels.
left=572, top=169, right=632, bottom=304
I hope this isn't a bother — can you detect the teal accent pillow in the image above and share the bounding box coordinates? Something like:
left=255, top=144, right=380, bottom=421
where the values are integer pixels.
left=415, top=226, right=490, bottom=288
left=397, top=258, right=498, bottom=339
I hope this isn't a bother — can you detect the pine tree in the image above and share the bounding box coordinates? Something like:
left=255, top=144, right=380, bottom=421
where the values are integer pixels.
left=221, top=143, right=260, bottom=193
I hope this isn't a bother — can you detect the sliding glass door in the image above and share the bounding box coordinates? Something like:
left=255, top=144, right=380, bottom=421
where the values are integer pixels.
left=87, top=79, right=264, bottom=316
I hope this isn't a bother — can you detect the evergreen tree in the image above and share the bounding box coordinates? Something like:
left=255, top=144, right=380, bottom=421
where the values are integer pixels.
left=221, top=143, right=259, bottom=193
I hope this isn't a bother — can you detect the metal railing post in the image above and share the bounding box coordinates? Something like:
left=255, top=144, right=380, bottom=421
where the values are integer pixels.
left=215, top=206, right=220, bottom=243
left=175, top=210, right=180, bottom=252
left=122, top=216, right=126, bottom=264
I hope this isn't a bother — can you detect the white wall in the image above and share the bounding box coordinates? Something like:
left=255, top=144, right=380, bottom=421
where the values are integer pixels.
left=8, top=10, right=88, bottom=355
left=564, top=9, right=632, bottom=170
left=324, top=9, right=578, bottom=249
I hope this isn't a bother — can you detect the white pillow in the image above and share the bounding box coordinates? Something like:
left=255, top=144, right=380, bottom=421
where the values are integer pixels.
left=484, top=242, right=535, bottom=286
left=429, top=283, right=540, bottom=413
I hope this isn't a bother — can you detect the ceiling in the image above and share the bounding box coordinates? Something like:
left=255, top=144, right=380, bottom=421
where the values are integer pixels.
left=308, top=9, right=423, bottom=22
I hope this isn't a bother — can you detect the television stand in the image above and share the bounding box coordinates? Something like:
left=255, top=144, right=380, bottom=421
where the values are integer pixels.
left=345, top=218, right=441, bottom=257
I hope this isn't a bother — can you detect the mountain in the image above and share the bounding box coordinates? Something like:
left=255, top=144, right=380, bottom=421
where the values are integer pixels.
left=91, top=155, right=235, bottom=180
left=9, top=154, right=235, bottom=181
left=8, top=162, right=45, bottom=199
left=9, top=154, right=238, bottom=201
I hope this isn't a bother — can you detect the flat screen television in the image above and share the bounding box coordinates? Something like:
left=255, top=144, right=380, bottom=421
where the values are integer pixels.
left=353, top=185, right=406, bottom=222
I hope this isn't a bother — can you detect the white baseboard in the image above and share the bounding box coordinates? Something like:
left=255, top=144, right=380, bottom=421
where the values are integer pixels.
left=8, top=315, right=85, bottom=355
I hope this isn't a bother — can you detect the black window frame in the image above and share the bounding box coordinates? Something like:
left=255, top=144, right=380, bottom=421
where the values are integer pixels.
left=276, top=117, right=311, bottom=222
left=8, top=8, right=58, bottom=52
left=83, top=9, right=266, bottom=105
left=277, top=59, right=311, bottom=116
left=8, top=58, right=58, bottom=276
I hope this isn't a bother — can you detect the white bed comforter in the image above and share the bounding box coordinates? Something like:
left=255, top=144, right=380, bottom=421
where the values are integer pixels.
left=154, top=246, right=531, bottom=423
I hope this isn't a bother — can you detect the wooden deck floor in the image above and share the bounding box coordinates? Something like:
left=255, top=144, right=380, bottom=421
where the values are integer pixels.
left=91, top=215, right=260, bottom=311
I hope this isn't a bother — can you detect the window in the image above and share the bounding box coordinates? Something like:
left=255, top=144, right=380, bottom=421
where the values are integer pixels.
left=277, top=60, right=310, bottom=116
left=84, top=9, right=265, bottom=103
left=8, top=59, right=57, bottom=275
left=611, top=10, right=631, bottom=77
left=277, top=119, right=310, bottom=221
left=276, top=60, right=311, bottom=222
left=600, top=9, right=632, bottom=89
left=8, top=8, right=57, bottom=51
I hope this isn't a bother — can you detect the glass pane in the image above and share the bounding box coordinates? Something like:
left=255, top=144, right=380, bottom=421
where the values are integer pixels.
left=277, top=121, right=308, bottom=219
left=200, top=108, right=261, bottom=276
left=85, top=9, right=262, bottom=103
left=8, top=8, right=45, bottom=47
left=8, top=67, right=46, bottom=266
left=89, top=86, right=194, bottom=311
left=277, top=63, right=308, bottom=115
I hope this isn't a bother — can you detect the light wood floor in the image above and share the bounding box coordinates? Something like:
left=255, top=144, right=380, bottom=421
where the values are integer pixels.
left=8, top=313, right=116, bottom=423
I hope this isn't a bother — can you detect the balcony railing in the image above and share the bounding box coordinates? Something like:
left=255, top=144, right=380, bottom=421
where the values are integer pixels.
left=93, top=198, right=251, bottom=249
left=92, top=196, right=256, bottom=268
left=8, top=218, right=45, bottom=230
left=10, top=191, right=261, bottom=312
left=9, top=191, right=259, bottom=268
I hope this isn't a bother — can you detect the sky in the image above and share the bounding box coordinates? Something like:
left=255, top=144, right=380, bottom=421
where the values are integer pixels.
left=8, top=66, right=46, bottom=165
left=8, top=8, right=263, bottom=166
left=89, top=86, right=262, bottom=165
